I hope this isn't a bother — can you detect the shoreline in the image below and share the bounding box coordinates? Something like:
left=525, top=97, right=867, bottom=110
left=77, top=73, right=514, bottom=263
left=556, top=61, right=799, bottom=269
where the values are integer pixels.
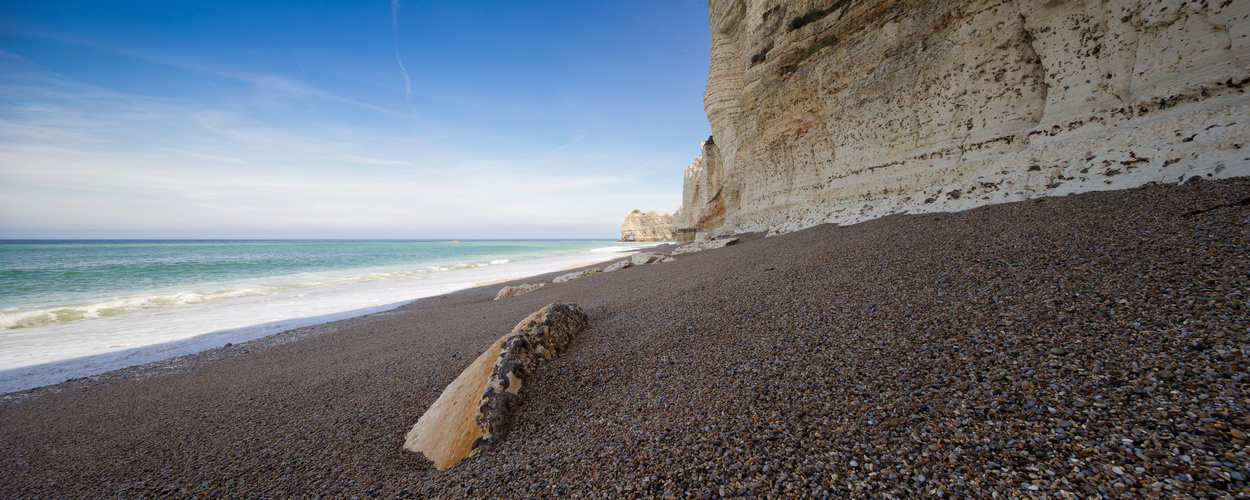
left=1, top=178, right=1246, bottom=497
left=0, top=241, right=667, bottom=396
left=469, top=243, right=668, bottom=287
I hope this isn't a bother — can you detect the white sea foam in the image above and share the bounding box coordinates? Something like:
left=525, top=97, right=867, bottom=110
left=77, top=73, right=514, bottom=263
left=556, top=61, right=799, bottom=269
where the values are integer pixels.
left=0, top=257, right=535, bottom=333
left=0, top=243, right=652, bottom=394
left=589, top=244, right=660, bottom=253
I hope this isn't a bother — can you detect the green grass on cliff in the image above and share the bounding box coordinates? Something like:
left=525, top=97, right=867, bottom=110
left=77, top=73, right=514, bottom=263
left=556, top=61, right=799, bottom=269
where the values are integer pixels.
left=781, top=33, right=840, bottom=74
left=789, top=0, right=852, bottom=31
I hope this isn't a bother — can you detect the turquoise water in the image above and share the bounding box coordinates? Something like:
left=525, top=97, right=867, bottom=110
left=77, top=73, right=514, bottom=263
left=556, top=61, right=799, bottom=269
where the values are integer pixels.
left=0, top=239, right=623, bottom=331
left=0, top=239, right=647, bottom=393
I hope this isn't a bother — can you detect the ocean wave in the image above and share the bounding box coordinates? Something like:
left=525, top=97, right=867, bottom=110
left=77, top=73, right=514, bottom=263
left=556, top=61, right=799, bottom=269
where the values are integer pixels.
left=0, top=257, right=521, bottom=332
left=0, top=288, right=269, bottom=331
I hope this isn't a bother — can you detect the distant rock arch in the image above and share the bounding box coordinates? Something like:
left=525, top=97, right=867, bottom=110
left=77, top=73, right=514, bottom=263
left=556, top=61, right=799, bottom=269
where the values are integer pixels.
left=618, top=209, right=675, bottom=242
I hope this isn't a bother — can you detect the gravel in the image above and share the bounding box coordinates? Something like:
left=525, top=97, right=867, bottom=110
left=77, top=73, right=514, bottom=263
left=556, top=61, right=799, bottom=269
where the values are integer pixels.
left=2, top=177, right=1248, bottom=498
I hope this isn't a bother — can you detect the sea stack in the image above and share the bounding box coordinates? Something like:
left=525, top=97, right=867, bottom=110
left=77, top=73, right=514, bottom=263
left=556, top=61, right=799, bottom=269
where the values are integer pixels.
left=618, top=209, right=675, bottom=242
left=674, top=0, right=1250, bottom=241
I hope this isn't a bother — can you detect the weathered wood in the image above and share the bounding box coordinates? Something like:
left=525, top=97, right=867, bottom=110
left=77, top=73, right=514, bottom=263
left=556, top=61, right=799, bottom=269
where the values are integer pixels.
left=403, top=302, right=589, bottom=470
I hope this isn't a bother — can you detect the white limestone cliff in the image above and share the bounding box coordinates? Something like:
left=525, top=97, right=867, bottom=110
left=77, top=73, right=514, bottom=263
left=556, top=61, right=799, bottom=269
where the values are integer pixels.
left=618, top=210, right=676, bottom=242
left=677, top=0, right=1250, bottom=239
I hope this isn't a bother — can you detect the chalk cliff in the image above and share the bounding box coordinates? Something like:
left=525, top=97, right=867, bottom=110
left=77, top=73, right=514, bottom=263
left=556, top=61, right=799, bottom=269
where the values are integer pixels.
left=619, top=210, right=675, bottom=241
left=677, top=0, right=1250, bottom=240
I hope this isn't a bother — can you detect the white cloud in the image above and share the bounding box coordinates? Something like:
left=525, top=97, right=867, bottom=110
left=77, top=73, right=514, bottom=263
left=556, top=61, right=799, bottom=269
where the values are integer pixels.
left=0, top=38, right=688, bottom=238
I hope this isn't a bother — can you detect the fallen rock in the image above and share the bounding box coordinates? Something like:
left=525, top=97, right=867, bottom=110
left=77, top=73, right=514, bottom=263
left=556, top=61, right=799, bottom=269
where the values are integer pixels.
left=630, top=252, right=669, bottom=265
left=671, top=237, right=740, bottom=255
left=403, top=302, right=589, bottom=470
left=602, top=260, right=634, bottom=273
left=552, top=268, right=601, bottom=284
left=494, top=283, right=544, bottom=300
left=671, top=245, right=699, bottom=255
left=705, top=237, right=739, bottom=250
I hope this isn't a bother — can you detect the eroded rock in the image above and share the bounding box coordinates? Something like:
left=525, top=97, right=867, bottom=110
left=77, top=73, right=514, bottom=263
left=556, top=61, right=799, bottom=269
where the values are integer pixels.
left=602, top=260, right=634, bottom=273
left=403, top=302, right=589, bottom=470
left=552, top=268, right=601, bottom=283
left=494, top=283, right=544, bottom=300
left=630, top=252, right=669, bottom=265
left=671, top=237, right=740, bottom=255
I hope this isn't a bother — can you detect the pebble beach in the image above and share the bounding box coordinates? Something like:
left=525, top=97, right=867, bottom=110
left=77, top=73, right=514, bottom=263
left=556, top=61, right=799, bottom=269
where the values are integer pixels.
left=2, top=177, right=1248, bottom=498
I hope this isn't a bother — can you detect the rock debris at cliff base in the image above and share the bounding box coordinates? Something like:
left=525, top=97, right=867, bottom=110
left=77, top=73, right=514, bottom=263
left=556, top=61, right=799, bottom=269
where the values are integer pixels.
left=1, top=178, right=1249, bottom=498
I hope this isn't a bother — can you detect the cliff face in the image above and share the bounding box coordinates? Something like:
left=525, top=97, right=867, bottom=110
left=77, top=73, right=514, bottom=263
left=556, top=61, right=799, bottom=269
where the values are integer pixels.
left=619, top=210, right=676, bottom=241
left=679, top=0, right=1250, bottom=239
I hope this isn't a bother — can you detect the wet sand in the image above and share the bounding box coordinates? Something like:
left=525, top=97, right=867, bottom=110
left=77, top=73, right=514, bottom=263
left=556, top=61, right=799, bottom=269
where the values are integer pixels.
left=1, top=177, right=1247, bottom=498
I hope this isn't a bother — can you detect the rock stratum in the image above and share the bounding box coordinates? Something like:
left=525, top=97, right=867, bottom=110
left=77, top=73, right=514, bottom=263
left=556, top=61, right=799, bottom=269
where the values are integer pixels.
left=675, top=0, right=1250, bottom=241
left=403, top=302, right=589, bottom=470
left=619, top=210, right=675, bottom=241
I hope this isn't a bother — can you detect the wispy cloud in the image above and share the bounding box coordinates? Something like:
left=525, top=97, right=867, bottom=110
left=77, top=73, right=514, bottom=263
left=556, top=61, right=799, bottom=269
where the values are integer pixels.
left=248, top=75, right=329, bottom=100
left=0, top=141, right=651, bottom=234
left=392, top=0, right=412, bottom=100
left=394, top=50, right=412, bottom=100
left=172, top=150, right=248, bottom=164
left=0, top=48, right=30, bottom=63
left=391, top=0, right=401, bottom=33
left=0, top=23, right=400, bottom=116
left=330, top=155, right=410, bottom=166
left=544, top=131, right=591, bottom=157
left=0, top=26, right=693, bottom=238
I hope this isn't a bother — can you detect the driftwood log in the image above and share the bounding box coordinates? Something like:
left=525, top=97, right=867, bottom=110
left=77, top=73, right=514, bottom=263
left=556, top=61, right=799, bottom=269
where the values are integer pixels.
left=403, top=302, right=589, bottom=470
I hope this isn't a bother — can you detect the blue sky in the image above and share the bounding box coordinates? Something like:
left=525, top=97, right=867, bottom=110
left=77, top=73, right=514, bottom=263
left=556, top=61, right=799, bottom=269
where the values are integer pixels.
left=0, top=0, right=711, bottom=239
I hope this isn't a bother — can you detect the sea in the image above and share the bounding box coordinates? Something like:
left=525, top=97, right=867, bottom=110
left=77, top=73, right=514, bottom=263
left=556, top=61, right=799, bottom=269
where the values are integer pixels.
left=0, top=239, right=651, bottom=394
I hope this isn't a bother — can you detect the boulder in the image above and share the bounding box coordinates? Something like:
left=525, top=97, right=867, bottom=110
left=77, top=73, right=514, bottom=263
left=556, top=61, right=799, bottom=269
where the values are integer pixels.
left=671, top=237, right=740, bottom=255
left=552, top=268, right=601, bottom=284
left=494, top=283, right=544, bottom=300
left=602, top=260, right=634, bottom=273
left=630, top=252, right=669, bottom=265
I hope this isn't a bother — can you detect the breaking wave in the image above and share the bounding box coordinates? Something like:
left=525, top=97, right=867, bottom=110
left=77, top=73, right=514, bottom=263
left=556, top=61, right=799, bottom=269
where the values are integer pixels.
left=0, top=258, right=518, bottom=332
